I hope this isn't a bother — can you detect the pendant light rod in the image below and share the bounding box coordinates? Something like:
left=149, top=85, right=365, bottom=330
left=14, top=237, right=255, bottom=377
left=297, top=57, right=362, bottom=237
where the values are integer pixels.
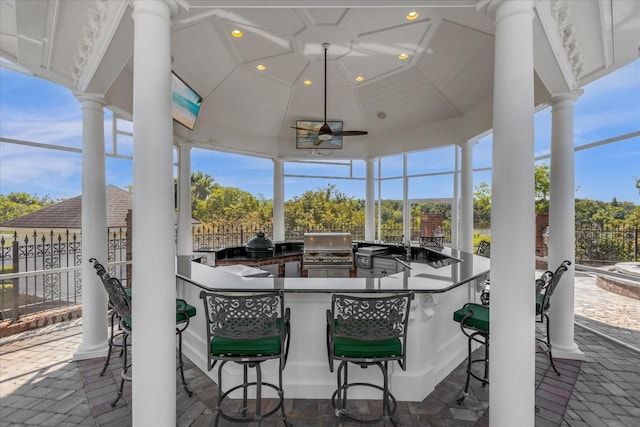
left=322, top=42, right=329, bottom=124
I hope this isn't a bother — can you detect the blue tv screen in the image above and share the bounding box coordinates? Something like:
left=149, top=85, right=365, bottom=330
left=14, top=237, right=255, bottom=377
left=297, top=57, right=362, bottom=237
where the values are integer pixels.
left=172, top=72, right=202, bottom=130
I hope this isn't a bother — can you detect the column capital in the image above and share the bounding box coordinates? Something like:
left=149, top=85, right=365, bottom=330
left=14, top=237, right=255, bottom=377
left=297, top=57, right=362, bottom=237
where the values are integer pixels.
left=478, top=0, right=534, bottom=21
left=132, top=0, right=181, bottom=21
left=175, top=141, right=193, bottom=150
left=273, top=158, right=284, bottom=166
left=549, top=89, right=584, bottom=106
left=74, top=92, right=106, bottom=106
left=458, top=140, right=478, bottom=149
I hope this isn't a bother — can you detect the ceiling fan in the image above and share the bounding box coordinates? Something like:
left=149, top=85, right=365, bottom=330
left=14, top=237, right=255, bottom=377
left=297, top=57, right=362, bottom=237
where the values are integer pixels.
left=291, top=42, right=368, bottom=146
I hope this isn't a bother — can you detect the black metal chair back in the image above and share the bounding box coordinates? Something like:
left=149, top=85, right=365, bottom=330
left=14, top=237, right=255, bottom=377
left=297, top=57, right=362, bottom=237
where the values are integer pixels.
left=537, top=260, right=571, bottom=319
left=476, top=240, right=491, bottom=257
left=331, top=293, right=412, bottom=363
left=90, top=258, right=131, bottom=323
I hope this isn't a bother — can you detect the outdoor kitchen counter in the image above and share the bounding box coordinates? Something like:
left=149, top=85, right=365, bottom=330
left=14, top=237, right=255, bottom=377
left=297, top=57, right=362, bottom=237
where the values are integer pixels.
left=178, top=247, right=489, bottom=293
left=176, top=252, right=490, bottom=402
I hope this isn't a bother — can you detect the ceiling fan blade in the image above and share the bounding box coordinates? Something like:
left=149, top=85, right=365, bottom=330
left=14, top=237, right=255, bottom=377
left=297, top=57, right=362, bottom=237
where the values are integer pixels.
left=290, top=126, right=319, bottom=132
left=334, top=130, right=368, bottom=137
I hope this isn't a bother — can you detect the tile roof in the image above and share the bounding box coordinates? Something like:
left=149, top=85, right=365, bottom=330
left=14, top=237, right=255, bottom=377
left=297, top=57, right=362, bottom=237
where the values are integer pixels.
left=0, top=185, right=131, bottom=229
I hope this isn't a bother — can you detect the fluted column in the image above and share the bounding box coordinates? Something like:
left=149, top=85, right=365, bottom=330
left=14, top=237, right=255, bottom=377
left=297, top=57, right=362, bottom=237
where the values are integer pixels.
left=459, top=140, right=477, bottom=254
left=365, top=158, right=375, bottom=241
left=177, top=144, right=192, bottom=256
left=486, top=1, right=536, bottom=425
left=273, top=158, right=285, bottom=241
left=74, top=93, right=108, bottom=361
left=131, top=0, right=179, bottom=425
left=548, top=90, right=584, bottom=360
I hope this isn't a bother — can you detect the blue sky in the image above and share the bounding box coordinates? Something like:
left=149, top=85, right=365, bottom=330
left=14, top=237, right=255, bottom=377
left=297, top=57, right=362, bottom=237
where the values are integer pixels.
left=1, top=59, right=639, bottom=204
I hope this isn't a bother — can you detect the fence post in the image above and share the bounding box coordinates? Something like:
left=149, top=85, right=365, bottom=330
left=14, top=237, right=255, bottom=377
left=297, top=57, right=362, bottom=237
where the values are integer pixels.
left=11, top=240, right=19, bottom=323
left=633, top=224, right=638, bottom=261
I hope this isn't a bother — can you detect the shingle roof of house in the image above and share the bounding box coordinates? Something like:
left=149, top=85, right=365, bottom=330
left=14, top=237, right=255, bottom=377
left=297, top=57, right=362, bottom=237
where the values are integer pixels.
left=0, top=185, right=132, bottom=229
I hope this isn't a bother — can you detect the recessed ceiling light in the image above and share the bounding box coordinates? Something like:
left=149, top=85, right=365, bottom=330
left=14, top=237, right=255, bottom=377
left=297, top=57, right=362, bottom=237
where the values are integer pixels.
left=304, top=80, right=312, bottom=85
left=406, top=11, right=419, bottom=21
left=256, top=64, right=266, bottom=71
left=231, top=30, right=243, bottom=38
left=355, top=76, right=365, bottom=82
left=398, top=53, right=409, bottom=60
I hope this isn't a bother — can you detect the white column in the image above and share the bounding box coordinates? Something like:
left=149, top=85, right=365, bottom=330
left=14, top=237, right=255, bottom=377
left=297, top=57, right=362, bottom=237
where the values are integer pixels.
left=74, top=93, right=108, bottom=360
left=459, top=140, right=476, bottom=254
left=487, top=1, right=536, bottom=425
left=452, top=146, right=460, bottom=250
left=402, top=154, right=410, bottom=242
left=273, top=158, right=285, bottom=241
left=177, top=144, right=192, bottom=256
left=548, top=90, right=584, bottom=360
left=131, top=1, right=178, bottom=425
left=365, top=158, right=375, bottom=241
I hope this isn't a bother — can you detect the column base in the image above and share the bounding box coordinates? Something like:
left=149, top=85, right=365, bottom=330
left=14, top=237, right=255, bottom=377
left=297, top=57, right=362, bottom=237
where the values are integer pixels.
left=73, top=343, right=109, bottom=361
left=552, top=343, right=585, bottom=361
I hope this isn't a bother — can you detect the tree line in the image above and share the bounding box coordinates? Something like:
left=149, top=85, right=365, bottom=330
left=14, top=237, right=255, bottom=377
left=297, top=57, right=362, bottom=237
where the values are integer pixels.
left=1, top=166, right=638, bottom=230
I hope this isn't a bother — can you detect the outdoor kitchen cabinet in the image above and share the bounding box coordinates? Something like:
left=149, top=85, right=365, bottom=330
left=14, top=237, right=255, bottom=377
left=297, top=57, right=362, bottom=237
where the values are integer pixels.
left=373, top=256, right=399, bottom=277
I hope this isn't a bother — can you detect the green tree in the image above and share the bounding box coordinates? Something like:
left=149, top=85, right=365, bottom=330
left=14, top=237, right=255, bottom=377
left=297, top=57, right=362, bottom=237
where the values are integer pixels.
left=534, top=164, right=550, bottom=213
left=473, top=182, right=492, bottom=228
left=200, top=186, right=262, bottom=225
left=0, top=193, right=55, bottom=222
left=285, top=184, right=364, bottom=232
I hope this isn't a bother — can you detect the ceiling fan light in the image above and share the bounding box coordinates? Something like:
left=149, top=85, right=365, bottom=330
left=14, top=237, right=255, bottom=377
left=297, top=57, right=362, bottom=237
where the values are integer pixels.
left=318, top=134, right=332, bottom=141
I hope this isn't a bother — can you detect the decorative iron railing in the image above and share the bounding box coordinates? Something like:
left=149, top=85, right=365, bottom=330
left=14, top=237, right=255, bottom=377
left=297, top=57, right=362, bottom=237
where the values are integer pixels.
left=0, top=228, right=128, bottom=322
left=575, top=223, right=639, bottom=266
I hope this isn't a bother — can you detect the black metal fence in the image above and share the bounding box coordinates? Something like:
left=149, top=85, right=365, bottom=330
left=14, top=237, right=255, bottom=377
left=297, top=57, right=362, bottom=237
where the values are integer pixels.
left=191, top=223, right=435, bottom=248
left=575, top=223, right=639, bottom=266
left=0, top=228, right=128, bottom=322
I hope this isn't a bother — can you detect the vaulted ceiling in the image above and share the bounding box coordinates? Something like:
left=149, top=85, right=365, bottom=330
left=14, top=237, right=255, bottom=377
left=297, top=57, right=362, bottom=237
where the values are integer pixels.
left=1, top=1, right=639, bottom=160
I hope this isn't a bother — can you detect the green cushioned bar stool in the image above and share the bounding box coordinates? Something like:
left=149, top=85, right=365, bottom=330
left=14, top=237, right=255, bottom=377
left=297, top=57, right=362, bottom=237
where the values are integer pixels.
left=176, top=298, right=197, bottom=396
left=90, top=258, right=132, bottom=407
left=200, top=290, right=291, bottom=426
left=91, top=259, right=197, bottom=402
left=326, top=293, right=414, bottom=426
left=536, top=260, right=571, bottom=376
left=452, top=302, right=490, bottom=404
left=91, top=259, right=132, bottom=377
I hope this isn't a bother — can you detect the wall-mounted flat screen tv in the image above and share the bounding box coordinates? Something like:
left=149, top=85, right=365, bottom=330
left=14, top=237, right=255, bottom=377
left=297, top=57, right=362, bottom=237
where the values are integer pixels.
left=172, top=72, right=202, bottom=130
left=295, top=120, right=343, bottom=149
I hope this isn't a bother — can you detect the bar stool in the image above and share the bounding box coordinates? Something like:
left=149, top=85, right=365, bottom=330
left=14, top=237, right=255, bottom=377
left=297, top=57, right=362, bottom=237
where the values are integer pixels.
left=199, top=290, right=291, bottom=426
left=91, top=260, right=129, bottom=376
left=536, top=260, right=571, bottom=375
left=90, top=258, right=132, bottom=407
left=90, top=259, right=197, bottom=400
left=326, top=293, right=413, bottom=426
left=452, top=302, right=489, bottom=403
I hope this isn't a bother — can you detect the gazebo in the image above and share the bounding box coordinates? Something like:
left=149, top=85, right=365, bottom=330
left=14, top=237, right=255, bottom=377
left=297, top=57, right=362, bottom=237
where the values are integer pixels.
left=1, top=1, right=638, bottom=426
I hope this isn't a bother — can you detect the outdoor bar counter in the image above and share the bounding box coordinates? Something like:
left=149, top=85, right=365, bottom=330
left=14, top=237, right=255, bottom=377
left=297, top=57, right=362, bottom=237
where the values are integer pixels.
left=175, top=248, right=490, bottom=401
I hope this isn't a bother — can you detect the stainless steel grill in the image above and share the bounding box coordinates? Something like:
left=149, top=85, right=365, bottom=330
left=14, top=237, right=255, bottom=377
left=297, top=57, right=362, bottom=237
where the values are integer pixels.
left=303, top=232, right=353, bottom=271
